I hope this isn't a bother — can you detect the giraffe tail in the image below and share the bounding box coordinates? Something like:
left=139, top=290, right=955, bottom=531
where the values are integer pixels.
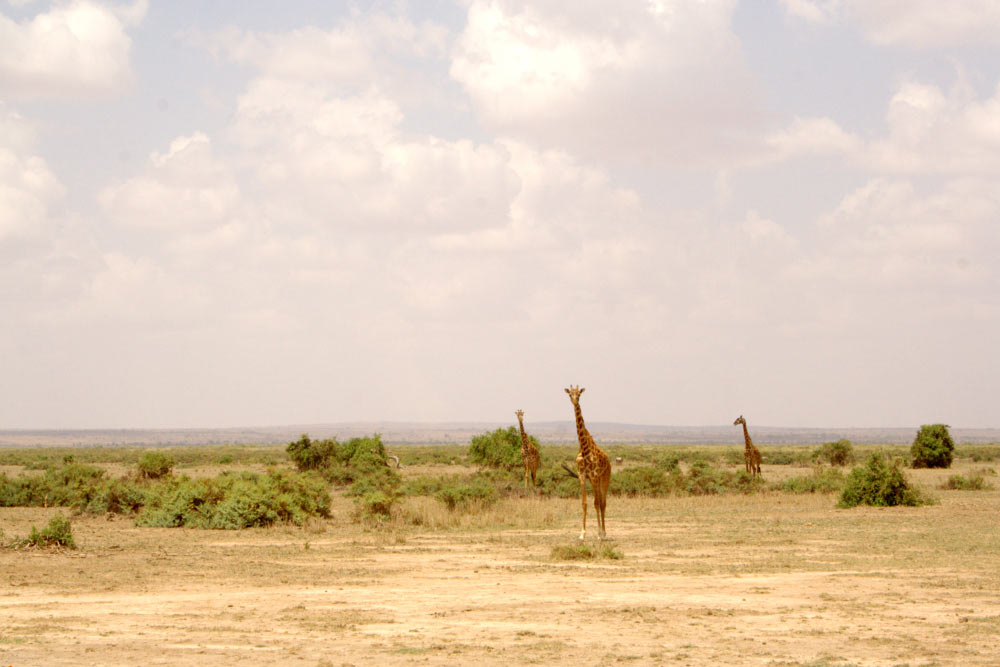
left=560, top=462, right=579, bottom=479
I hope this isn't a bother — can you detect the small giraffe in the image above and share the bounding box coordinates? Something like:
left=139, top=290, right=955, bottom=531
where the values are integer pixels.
left=565, top=386, right=611, bottom=540
left=733, top=415, right=762, bottom=478
left=515, top=409, right=540, bottom=489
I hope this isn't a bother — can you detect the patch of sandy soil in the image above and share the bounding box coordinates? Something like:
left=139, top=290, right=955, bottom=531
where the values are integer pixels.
left=2, top=487, right=1000, bottom=666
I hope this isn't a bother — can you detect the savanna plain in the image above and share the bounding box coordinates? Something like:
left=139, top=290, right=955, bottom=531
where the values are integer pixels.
left=2, top=440, right=999, bottom=667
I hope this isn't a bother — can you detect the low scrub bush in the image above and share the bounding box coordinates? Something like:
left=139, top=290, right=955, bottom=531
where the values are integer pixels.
left=610, top=466, right=679, bottom=497
left=137, top=451, right=176, bottom=479
left=940, top=472, right=993, bottom=490
left=348, top=468, right=402, bottom=520
left=763, top=450, right=795, bottom=465
left=14, top=514, right=76, bottom=549
left=684, top=461, right=762, bottom=495
left=434, top=478, right=499, bottom=511
left=813, top=439, right=855, bottom=466
left=136, top=470, right=331, bottom=529
left=838, top=453, right=932, bottom=508
left=911, top=424, right=955, bottom=469
left=0, top=462, right=108, bottom=508
left=774, top=467, right=845, bottom=493
left=550, top=542, right=623, bottom=561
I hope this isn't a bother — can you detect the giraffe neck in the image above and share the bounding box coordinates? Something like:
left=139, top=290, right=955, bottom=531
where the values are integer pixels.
left=517, top=419, right=531, bottom=451
left=742, top=421, right=753, bottom=449
left=573, top=402, right=595, bottom=456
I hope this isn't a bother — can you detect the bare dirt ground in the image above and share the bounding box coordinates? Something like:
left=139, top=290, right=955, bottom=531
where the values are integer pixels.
left=2, top=464, right=1000, bottom=666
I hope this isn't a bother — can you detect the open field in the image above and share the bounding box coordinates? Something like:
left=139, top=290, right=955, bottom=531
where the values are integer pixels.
left=3, top=444, right=1000, bottom=666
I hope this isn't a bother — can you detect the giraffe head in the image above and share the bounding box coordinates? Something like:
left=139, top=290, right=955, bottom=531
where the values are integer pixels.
left=515, top=409, right=524, bottom=421
left=733, top=415, right=745, bottom=426
left=565, top=385, right=585, bottom=406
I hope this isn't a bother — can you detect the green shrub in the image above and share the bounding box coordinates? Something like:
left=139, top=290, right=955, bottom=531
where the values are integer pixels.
left=655, top=453, right=681, bottom=472
left=534, top=465, right=581, bottom=498
left=84, top=477, right=148, bottom=514
left=940, top=472, right=993, bottom=491
left=286, top=434, right=339, bottom=471
left=136, top=470, right=331, bottom=529
left=610, top=466, right=678, bottom=497
left=21, top=514, right=76, bottom=549
left=813, top=439, right=855, bottom=466
left=468, top=426, right=537, bottom=470
left=774, top=467, right=845, bottom=493
left=911, top=424, right=955, bottom=469
left=434, top=478, right=499, bottom=510
left=764, top=451, right=794, bottom=465
left=684, top=461, right=761, bottom=495
left=838, top=453, right=931, bottom=508
left=137, top=451, right=175, bottom=479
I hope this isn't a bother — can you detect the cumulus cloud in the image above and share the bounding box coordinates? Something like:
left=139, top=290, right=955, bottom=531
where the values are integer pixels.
left=99, top=133, right=240, bottom=230
left=868, top=77, right=1000, bottom=173
left=765, top=116, right=863, bottom=161
left=0, top=103, right=64, bottom=241
left=0, top=0, right=143, bottom=98
left=451, top=0, right=762, bottom=166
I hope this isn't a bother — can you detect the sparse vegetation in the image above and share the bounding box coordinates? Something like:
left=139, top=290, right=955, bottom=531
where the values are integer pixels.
left=911, top=424, right=956, bottom=469
left=940, top=471, right=994, bottom=491
left=550, top=541, right=623, bottom=561
left=9, top=514, right=76, bottom=549
left=773, top=466, right=846, bottom=493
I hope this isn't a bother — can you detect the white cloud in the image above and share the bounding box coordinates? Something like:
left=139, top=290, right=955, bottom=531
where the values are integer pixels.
left=451, top=0, right=762, bottom=166
left=0, top=103, right=64, bottom=241
left=99, top=133, right=240, bottom=230
left=868, top=78, right=1000, bottom=173
left=766, top=116, right=863, bottom=160
left=0, top=0, right=141, bottom=98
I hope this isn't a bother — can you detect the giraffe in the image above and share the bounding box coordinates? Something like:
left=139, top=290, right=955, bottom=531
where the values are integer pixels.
left=515, top=409, right=540, bottom=489
left=733, top=415, right=762, bottom=478
left=565, top=386, right=611, bottom=540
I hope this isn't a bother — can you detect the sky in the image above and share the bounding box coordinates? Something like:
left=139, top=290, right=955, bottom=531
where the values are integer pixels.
left=1, top=0, right=999, bottom=430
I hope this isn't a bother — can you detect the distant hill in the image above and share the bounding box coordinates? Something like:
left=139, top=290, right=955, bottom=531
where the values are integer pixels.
left=2, top=422, right=998, bottom=447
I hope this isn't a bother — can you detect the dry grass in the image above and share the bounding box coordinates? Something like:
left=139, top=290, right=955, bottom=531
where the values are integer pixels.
left=2, top=450, right=1000, bottom=665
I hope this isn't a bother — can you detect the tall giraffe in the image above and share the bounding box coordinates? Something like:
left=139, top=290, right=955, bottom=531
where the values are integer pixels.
left=733, top=415, right=762, bottom=478
left=565, top=386, right=611, bottom=540
left=515, top=409, right=540, bottom=489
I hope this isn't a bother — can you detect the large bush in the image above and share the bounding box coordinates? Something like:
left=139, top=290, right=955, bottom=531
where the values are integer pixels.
left=813, top=439, right=855, bottom=466
left=286, top=434, right=339, bottom=471
left=838, top=452, right=931, bottom=508
left=910, top=424, right=955, bottom=469
left=468, top=426, right=538, bottom=470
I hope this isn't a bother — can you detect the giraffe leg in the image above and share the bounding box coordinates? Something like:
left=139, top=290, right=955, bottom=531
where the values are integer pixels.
left=596, top=471, right=610, bottom=540
left=578, top=473, right=588, bottom=541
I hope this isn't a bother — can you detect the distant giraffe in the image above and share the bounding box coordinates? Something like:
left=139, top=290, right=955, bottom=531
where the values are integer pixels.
left=565, top=386, right=611, bottom=540
left=515, top=409, right=540, bottom=489
left=733, top=415, right=762, bottom=478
